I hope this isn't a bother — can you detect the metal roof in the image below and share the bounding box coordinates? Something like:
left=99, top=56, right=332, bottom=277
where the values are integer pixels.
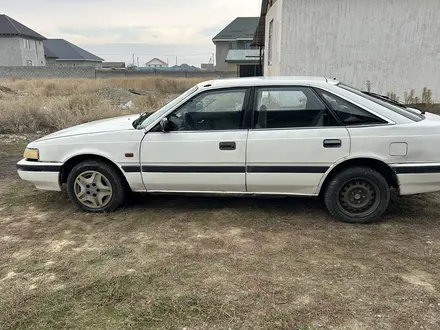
left=225, top=49, right=260, bottom=63
left=0, top=14, right=46, bottom=40
left=43, top=39, right=104, bottom=62
left=212, top=17, right=259, bottom=42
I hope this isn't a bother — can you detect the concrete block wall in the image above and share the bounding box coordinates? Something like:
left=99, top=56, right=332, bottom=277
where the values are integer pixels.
left=0, top=67, right=237, bottom=80
left=0, top=66, right=96, bottom=78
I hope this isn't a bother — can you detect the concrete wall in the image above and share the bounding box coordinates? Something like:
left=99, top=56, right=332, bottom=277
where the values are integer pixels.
left=264, top=0, right=283, bottom=76
left=0, top=66, right=96, bottom=78
left=46, top=59, right=102, bottom=69
left=215, top=42, right=230, bottom=71
left=96, top=70, right=237, bottom=79
left=0, top=66, right=237, bottom=79
left=19, top=38, right=45, bottom=66
left=266, top=0, right=440, bottom=101
left=0, top=36, right=45, bottom=66
left=0, top=37, right=22, bottom=66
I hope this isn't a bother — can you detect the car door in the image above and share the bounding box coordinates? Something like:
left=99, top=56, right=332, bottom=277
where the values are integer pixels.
left=246, top=86, right=350, bottom=195
left=140, top=88, right=250, bottom=192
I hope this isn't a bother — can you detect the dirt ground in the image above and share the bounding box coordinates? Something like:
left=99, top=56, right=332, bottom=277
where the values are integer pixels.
left=0, top=136, right=439, bottom=330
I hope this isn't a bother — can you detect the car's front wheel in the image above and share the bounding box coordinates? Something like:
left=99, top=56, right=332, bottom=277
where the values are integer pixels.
left=67, top=160, right=127, bottom=212
left=324, top=167, right=390, bottom=224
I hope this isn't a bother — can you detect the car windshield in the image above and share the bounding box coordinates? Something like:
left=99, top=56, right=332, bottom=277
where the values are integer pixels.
left=338, top=83, right=424, bottom=122
left=135, top=85, right=199, bottom=129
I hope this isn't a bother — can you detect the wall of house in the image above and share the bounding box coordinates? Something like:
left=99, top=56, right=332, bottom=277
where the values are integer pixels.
left=46, top=59, right=102, bottom=69
left=272, top=0, right=440, bottom=100
left=0, top=37, right=23, bottom=66
left=19, top=37, right=45, bottom=66
left=215, top=42, right=230, bottom=71
left=264, top=0, right=283, bottom=76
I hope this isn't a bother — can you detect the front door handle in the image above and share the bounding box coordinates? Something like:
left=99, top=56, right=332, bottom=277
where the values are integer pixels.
left=323, top=139, right=342, bottom=148
left=219, top=141, right=236, bottom=151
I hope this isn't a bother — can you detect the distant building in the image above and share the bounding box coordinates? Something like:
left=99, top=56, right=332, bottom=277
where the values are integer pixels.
left=0, top=14, right=46, bottom=66
left=44, top=39, right=104, bottom=69
left=102, top=62, right=126, bottom=69
left=145, top=58, right=168, bottom=68
left=212, top=17, right=260, bottom=75
left=201, top=63, right=214, bottom=71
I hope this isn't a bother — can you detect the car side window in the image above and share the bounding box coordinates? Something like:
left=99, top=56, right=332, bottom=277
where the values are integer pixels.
left=254, top=87, right=339, bottom=129
left=317, top=89, right=387, bottom=126
left=168, top=89, right=247, bottom=131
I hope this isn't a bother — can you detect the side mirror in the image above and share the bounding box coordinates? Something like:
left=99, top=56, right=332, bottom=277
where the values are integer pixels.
left=159, top=117, right=170, bottom=132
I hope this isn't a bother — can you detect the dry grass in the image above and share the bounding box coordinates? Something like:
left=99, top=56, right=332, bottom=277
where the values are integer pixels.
left=1, top=140, right=440, bottom=329
left=0, top=77, right=209, bottom=134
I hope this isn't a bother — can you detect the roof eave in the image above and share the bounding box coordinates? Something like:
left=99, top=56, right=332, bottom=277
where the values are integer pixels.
left=251, top=0, right=269, bottom=47
left=0, top=33, right=46, bottom=40
left=55, top=59, right=103, bottom=62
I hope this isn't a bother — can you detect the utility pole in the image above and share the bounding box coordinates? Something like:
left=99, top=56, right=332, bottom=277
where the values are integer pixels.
left=176, top=56, right=178, bottom=66
left=137, top=57, right=140, bottom=67
left=132, top=54, right=135, bottom=66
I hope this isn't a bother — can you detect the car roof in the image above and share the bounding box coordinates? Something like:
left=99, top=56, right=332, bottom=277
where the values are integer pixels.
left=198, top=76, right=339, bottom=89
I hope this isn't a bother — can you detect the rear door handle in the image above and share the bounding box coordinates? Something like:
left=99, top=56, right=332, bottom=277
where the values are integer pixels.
left=219, top=141, right=236, bottom=150
left=323, top=139, right=342, bottom=148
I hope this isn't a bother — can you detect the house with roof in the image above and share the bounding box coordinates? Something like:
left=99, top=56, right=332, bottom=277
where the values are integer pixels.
left=253, top=0, right=440, bottom=100
left=145, top=58, right=168, bottom=68
left=0, top=14, right=46, bottom=66
left=212, top=17, right=261, bottom=76
left=44, top=39, right=104, bottom=69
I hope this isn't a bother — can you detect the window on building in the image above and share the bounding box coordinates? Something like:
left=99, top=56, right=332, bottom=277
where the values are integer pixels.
left=254, top=87, right=339, bottom=129
left=23, top=39, right=31, bottom=49
left=317, top=89, right=387, bottom=126
left=26, top=60, right=33, bottom=66
left=268, top=20, right=274, bottom=66
left=168, top=89, right=247, bottom=131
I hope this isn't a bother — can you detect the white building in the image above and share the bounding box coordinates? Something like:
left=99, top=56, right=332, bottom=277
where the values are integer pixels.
left=253, top=0, right=440, bottom=101
left=145, top=58, right=168, bottom=68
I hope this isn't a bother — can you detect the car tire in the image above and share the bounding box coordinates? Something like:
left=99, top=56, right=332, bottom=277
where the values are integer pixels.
left=324, top=167, right=390, bottom=224
left=67, top=160, right=127, bottom=212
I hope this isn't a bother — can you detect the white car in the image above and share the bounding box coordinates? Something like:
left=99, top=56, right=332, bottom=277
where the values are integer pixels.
left=17, top=77, right=439, bottom=223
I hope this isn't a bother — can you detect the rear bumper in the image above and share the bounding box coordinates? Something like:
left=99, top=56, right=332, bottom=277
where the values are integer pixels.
left=393, top=163, right=440, bottom=195
left=17, top=159, right=62, bottom=191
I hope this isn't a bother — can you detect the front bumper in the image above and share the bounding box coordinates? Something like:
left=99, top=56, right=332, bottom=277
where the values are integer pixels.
left=17, top=159, right=63, bottom=191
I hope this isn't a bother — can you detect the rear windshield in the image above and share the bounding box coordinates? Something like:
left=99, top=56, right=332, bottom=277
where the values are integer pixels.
left=338, top=84, right=424, bottom=122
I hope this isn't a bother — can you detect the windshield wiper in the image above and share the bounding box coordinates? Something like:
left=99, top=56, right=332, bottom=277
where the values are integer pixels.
left=361, top=91, right=407, bottom=108
left=132, top=112, right=152, bottom=129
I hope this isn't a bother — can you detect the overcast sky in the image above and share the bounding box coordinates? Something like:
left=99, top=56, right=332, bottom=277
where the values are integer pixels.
left=3, top=0, right=261, bottom=66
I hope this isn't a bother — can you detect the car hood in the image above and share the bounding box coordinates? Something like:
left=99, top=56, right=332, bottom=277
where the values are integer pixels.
left=37, top=114, right=139, bottom=141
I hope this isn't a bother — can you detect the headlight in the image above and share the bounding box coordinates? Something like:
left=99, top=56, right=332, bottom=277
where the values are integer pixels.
left=23, top=148, right=39, bottom=160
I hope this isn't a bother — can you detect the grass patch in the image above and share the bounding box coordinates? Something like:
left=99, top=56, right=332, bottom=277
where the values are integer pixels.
left=1, top=140, right=440, bottom=329
left=0, top=77, right=208, bottom=134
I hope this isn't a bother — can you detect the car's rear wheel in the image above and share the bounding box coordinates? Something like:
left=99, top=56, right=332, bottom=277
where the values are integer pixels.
left=67, top=160, right=127, bottom=212
left=324, top=167, right=390, bottom=224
